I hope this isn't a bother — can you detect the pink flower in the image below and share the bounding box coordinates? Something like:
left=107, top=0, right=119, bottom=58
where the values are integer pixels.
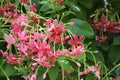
left=80, top=64, right=101, bottom=80
left=96, top=36, right=107, bottom=42
left=70, top=45, right=85, bottom=58
left=30, top=16, right=40, bottom=23
left=17, top=14, right=28, bottom=26
left=18, top=31, right=29, bottom=42
left=48, top=26, right=66, bottom=43
left=76, top=62, right=81, bottom=67
left=11, top=22, right=23, bottom=37
left=42, top=73, right=46, bottom=79
left=68, top=34, right=84, bottom=46
left=29, top=4, right=36, bottom=12
left=0, top=50, right=8, bottom=57
left=5, top=54, right=24, bottom=64
left=4, top=34, right=16, bottom=49
left=34, top=56, right=49, bottom=67
left=55, top=49, right=69, bottom=57
left=35, top=41, right=52, bottom=55
left=20, top=0, right=30, bottom=3
left=28, top=40, right=38, bottom=53
left=44, top=19, right=52, bottom=27
left=6, top=10, right=19, bottom=19
left=32, top=31, right=46, bottom=40
left=70, top=22, right=74, bottom=26
left=16, top=43, right=28, bottom=56
left=29, top=74, right=36, bottom=80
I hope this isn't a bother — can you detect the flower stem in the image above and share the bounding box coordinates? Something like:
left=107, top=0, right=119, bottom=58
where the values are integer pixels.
left=0, top=40, right=5, bottom=42
left=62, top=67, right=64, bottom=80
left=78, top=66, right=80, bottom=80
left=102, top=63, right=120, bottom=80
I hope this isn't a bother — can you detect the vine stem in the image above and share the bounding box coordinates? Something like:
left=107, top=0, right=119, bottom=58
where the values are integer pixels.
left=78, top=66, right=80, bottom=80
left=0, top=40, right=5, bottom=42
left=0, top=67, right=10, bottom=80
left=62, top=67, right=64, bottom=80
left=102, top=63, right=120, bottom=80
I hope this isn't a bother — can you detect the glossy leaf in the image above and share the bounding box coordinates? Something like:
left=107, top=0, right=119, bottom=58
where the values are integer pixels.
left=108, top=45, right=120, bottom=64
left=86, top=52, right=105, bottom=63
left=79, top=0, right=93, bottom=9
left=48, top=66, right=59, bottom=80
left=68, top=18, right=94, bottom=38
left=57, top=59, right=71, bottom=71
left=113, top=34, right=120, bottom=45
left=0, top=64, right=17, bottom=77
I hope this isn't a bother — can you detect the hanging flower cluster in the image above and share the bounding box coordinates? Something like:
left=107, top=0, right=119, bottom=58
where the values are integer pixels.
left=91, top=9, right=120, bottom=42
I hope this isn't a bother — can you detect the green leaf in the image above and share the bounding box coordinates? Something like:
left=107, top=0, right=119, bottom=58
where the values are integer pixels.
left=101, top=42, right=109, bottom=51
left=57, top=59, right=71, bottom=71
left=37, top=67, right=46, bottom=80
left=68, top=18, right=94, bottom=38
left=86, top=52, right=105, bottom=63
left=65, top=1, right=80, bottom=13
left=79, top=0, right=93, bottom=9
left=109, top=0, right=120, bottom=10
left=0, top=29, right=9, bottom=39
left=113, top=34, right=120, bottom=45
left=40, top=4, right=50, bottom=12
left=86, top=73, right=97, bottom=80
left=4, top=64, right=17, bottom=76
left=48, top=66, right=59, bottom=80
left=65, top=1, right=87, bottom=20
left=74, top=54, right=84, bottom=62
left=100, top=63, right=107, bottom=75
left=108, top=45, right=120, bottom=64
left=0, top=64, right=17, bottom=77
left=62, top=11, right=75, bottom=17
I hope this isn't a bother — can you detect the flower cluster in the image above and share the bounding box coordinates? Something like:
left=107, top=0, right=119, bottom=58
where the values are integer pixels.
left=0, top=2, right=101, bottom=80
left=0, top=2, right=87, bottom=80
left=92, top=17, right=120, bottom=42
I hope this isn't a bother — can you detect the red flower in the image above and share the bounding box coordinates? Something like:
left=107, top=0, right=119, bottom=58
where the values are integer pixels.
left=68, top=34, right=84, bottom=46
left=20, top=0, right=30, bottom=3
left=56, top=0, right=64, bottom=6
left=4, top=34, right=16, bottom=49
left=5, top=54, right=24, bottom=64
left=29, top=4, right=36, bottom=12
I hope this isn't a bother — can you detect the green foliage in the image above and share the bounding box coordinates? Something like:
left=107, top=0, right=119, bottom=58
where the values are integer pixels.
left=86, top=52, right=105, bottom=63
left=57, top=59, right=71, bottom=71
left=0, top=64, right=17, bottom=77
left=113, top=34, right=120, bottom=45
left=48, top=66, right=59, bottom=80
left=68, top=18, right=94, bottom=38
left=0, top=0, right=120, bottom=80
left=108, top=45, right=120, bottom=64
left=0, top=28, right=9, bottom=39
left=79, top=0, right=93, bottom=9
